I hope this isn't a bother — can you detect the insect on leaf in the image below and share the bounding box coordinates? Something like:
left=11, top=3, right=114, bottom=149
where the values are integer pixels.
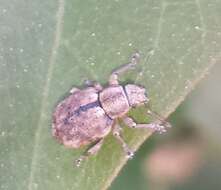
left=1, top=0, right=221, bottom=190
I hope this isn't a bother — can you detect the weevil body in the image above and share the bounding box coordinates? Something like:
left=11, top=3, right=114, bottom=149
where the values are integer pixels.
left=52, top=52, right=170, bottom=166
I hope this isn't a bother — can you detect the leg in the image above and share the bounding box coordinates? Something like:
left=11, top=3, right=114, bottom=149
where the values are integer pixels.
left=122, top=116, right=167, bottom=134
left=113, top=124, right=134, bottom=159
left=75, top=138, right=104, bottom=167
left=146, top=109, right=172, bottom=128
left=70, top=87, right=80, bottom=94
left=109, top=52, right=140, bottom=85
left=84, top=79, right=103, bottom=91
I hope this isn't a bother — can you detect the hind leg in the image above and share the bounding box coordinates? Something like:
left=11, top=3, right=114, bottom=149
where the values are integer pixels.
left=75, top=138, right=104, bottom=167
left=112, top=124, right=134, bottom=159
left=70, top=87, right=80, bottom=94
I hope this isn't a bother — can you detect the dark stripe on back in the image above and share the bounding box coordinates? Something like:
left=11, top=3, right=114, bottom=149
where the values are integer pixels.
left=74, top=101, right=101, bottom=115
left=122, top=85, right=130, bottom=106
left=72, top=95, right=113, bottom=121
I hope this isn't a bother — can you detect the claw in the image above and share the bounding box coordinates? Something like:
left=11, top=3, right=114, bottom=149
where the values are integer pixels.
left=74, top=156, right=85, bottom=167
left=126, top=150, right=134, bottom=159
left=154, top=124, right=167, bottom=134
left=131, top=52, right=140, bottom=65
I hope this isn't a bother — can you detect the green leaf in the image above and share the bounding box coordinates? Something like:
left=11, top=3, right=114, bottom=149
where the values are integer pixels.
left=1, top=0, right=221, bottom=189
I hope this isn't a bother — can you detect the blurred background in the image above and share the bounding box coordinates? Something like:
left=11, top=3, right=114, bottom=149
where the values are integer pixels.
left=110, top=63, right=221, bottom=190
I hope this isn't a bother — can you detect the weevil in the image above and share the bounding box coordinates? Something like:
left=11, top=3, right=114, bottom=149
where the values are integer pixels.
left=52, top=52, right=171, bottom=166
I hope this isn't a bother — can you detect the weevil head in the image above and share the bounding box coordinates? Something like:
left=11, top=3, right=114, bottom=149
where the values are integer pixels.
left=125, top=84, right=149, bottom=107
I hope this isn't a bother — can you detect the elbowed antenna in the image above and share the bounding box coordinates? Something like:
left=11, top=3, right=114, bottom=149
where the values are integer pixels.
left=144, top=103, right=172, bottom=129
left=130, top=51, right=141, bottom=65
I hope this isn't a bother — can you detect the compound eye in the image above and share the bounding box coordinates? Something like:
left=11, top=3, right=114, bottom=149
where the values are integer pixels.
left=144, top=91, right=148, bottom=97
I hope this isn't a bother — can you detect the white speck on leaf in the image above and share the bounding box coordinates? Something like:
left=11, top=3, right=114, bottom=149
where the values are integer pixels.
left=2, top=9, right=7, bottom=13
left=56, top=175, right=60, bottom=179
left=25, top=27, right=30, bottom=31
left=8, top=103, right=14, bottom=108
left=39, top=40, right=44, bottom=45
left=185, top=80, right=192, bottom=89
left=1, top=131, right=5, bottom=136
left=139, top=72, right=143, bottom=76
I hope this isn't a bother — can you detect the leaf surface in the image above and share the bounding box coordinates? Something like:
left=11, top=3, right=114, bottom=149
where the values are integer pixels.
left=1, top=0, right=221, bottom=189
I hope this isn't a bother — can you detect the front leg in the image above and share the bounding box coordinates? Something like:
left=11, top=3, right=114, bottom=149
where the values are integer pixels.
left=109, top=52, right=140, bottom=85
left=122, top=116, right=167, bottom=134
left=84, top=79, right=103, bottom=91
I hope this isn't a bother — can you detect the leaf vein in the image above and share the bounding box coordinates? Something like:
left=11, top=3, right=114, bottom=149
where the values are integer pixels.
left=28, top=0, right=65, bottom=189
left=135, top=1, right=166, bottom=82
left=195, top=0, right=207, bottom=44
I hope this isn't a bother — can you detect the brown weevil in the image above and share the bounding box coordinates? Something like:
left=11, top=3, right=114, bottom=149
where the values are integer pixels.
left=52, top=52, right=171, bottom=167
